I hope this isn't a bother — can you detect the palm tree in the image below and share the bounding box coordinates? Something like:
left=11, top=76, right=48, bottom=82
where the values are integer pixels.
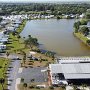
left=0, top=66, right=2, bottom=69
left=17, top=34, right=21, bottom=43
left=73, top=85, right=77, bottom=90
left=23, top=83, right=28, bottom=90
left=23, top=55, right=26, bottom=64
left=0, top=78, right=5, bottom=90
left=28, top=35, right=31, bottom=38
left=23, top=37, right=25, bottom=39
left=79, top=26, right=89, bottom=36
left=21, top=78, right=24, bottom=83
left=61, top=85, right=66, bottom=90
left=12, top=31, right=16, bottom=36
left=73, top=21, right=81, bottom=33
left=24, top=39, right=28, bottom=48
left=22, top=51, right=26, bottom=64
left=31, top=79, right=35, bottom=83
left=6, top=52, right=10, bottom=58
left=23, top=83, right=27, bottom=88
left=52, top=54, right=55, bottom=61
left=82, top=84, right=87, bottom=90
left=24, top=35, right=38, bottom=50
left=49, top=86, right=54, bottom=90
left=3, top=63, right=7, bottom=78
left=86, top=40, right=90, bottom=45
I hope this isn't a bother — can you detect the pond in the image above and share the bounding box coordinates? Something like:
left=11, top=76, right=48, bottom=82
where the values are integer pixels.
left=20, top=19, right=90, bottom=56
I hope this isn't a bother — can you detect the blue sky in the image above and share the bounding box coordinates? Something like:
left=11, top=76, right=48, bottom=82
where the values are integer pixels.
left=0, top=0, right=90, bottom=2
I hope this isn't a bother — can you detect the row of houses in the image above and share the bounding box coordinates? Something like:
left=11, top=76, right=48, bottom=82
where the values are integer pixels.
left=2, top=15, right=29, bottom=32
left=30, top=14, right=54, bottom=19
left=0, top=15, right=28, bottom=52
left=6, top=20, right=22, bottom=32
left=2, top=15, right=29, bottom=21
left=29, top=13, right=85, bottom=19
left=0, top=31, right=8, bottom=51
left=49, top=57, right=90, bottom=86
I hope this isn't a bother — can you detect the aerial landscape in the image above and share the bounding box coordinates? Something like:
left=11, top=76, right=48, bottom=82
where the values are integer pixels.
left=0, top=0, right=90, bottom=90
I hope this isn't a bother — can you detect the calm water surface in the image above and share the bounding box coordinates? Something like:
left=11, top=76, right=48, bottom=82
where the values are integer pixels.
left=20, top=19, right=90, bottom=56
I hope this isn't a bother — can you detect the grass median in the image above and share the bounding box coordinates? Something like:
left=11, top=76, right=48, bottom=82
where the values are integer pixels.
left=0, top=58, right=10, bottom=90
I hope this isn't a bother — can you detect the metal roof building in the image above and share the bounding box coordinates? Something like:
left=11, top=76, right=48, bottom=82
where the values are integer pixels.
left=49, top=57, right=90, bottom=85
left=50, top=63, right=90, bottom=79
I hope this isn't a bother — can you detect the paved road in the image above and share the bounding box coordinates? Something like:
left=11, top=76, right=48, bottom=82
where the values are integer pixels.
left=7, top=59, right=21, bottom=90
left=6, top=54, right=21, bottom=90
left=0, top=53, right=21, bottom=90
left=0, top=53, right=20, bottom=90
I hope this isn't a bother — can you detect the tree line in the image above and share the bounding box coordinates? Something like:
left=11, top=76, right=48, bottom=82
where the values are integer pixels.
left=0, top=3, right=90, bottom=15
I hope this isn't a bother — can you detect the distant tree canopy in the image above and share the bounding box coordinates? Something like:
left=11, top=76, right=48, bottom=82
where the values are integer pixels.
left=0, top=3, right=90, bottom=15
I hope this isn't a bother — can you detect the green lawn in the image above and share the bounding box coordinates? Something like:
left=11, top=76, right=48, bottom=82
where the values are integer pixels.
left=6, top=20, right=30, bottom=53
left=0, top=58, right=10, bottom=90
left=7, top=33, right=25, bottom=53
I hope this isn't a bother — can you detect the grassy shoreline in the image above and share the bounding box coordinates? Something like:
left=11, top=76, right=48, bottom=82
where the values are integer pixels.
left=73, top=32, right=90, bottom=47
left=17, top=20, right=27, bottom=34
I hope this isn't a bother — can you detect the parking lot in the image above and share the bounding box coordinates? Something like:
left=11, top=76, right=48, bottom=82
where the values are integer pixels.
left=19, top=67, right=48, bottom=83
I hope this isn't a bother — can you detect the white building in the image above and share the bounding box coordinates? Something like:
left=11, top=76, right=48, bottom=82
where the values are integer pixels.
left=79, top=13, right=85, bottom=18
left=7, top=26, right=16, bottom=32
left=0, top=43, right=6, bottom=50
left=49, top=57, right=90, bottom=86
left=0, top=31, right=9, bottom=44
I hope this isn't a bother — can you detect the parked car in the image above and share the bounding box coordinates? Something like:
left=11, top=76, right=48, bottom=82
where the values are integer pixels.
left=12, top=56, right=21, bottom=60
left=32, top=57, right=38, bottom=61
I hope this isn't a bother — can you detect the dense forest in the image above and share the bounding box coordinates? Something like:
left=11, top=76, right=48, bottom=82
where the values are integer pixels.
left=0, top=3, right=90, bottom=15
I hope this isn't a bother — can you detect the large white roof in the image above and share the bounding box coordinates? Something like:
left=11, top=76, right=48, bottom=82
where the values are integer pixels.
left=50, top=63, right=90, bottom=74
left=49, top=64, right=62, bottom=73
left=62, top=63, right=90, bottom=73
left=49, top=58, right=90, bottom=79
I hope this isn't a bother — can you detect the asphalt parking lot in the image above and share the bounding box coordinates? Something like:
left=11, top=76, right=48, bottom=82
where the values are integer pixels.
left=19, top=67, right=48, bottom=83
